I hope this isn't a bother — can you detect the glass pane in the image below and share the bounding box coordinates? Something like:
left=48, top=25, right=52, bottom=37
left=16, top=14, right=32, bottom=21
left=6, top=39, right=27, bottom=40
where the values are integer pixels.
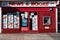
left=3, top=14, right=7, bottom=28
left=14, top=15, right=19, bottom=28
left=30, top=12, right=38, bottom=30
left=8, top=14, right=13, bottom=28
left=2, top=11, right=20, bottom=29
left=20, top=12, right=28, bottom=27
left=14, top=11, right=19, bottom=28
left=43, top=16, right=51, bottom=25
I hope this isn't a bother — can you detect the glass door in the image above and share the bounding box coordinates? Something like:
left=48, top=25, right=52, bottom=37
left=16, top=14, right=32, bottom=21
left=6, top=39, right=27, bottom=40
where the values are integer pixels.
left=20, top=12, right=29, bottom=31
left=30, top=12, right=38, bottom=31
left=20, top=12, right=38, bottom=32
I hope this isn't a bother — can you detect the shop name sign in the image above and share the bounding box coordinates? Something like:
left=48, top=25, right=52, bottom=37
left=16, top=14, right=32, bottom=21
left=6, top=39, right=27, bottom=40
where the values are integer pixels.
left=9, top=2, right=49, bottom=7
left=2, top=1, right=57, bottom=7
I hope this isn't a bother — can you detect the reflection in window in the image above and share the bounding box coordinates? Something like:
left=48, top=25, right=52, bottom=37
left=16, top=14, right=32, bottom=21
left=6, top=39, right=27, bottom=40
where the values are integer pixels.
left=43, top=16, right=51, bottom=25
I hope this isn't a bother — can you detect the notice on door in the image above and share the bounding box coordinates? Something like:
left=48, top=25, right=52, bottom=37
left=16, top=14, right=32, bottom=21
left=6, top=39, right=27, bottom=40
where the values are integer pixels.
left=32, top=15, right=38, bottom=30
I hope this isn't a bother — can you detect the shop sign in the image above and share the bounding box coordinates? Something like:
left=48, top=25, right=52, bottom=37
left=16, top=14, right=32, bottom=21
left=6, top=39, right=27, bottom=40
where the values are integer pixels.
left=2, top=1, right=57, bottom=7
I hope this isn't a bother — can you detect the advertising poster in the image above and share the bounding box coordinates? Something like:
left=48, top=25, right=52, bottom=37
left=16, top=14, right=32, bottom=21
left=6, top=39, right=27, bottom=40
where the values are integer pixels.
left=22, top=19, right=27, bottom=27
left=14, top=15, right=19, bottom=28
left=8, top=15, right=13, bottom=28
left=32, top=15, right=38, bottom=30
left=21, top=12, right=28, bottom=31
left=21, top=13, right=28, bottom=27
left=3, top=15, right=7, bottom=29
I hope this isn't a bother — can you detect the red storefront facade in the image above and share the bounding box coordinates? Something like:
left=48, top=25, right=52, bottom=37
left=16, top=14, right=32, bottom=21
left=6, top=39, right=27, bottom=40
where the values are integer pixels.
left=0, top=1, right=59, bottom=33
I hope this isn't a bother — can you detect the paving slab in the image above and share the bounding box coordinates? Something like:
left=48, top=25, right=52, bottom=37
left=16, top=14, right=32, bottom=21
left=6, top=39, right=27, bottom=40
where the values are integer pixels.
left=0, top=33, right=60, bottom=40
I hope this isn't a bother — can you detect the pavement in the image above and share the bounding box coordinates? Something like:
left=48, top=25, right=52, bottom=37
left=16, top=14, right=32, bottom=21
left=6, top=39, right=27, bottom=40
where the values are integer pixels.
left=0, top=33, right=60, bottom=40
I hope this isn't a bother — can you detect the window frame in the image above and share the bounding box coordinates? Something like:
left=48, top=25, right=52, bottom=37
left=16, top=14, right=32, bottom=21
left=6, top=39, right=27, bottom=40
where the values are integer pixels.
left=43, top=16, right=51, bottom=25
left=20, top=12, right=28, bottom=27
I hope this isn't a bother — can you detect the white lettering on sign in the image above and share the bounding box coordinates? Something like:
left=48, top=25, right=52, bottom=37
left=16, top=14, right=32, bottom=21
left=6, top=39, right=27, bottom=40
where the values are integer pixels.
left=2, top=1, right=57, bottom=7
left=9, top=2, right=49, bottom=7
left=45, top=27, right=49, bottom=29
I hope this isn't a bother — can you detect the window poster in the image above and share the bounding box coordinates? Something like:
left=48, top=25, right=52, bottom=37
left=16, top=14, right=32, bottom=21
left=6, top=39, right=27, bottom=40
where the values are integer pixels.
left=32, top=15, right=38, bottom=30
left=8, top=14, right=13, bottom=28
left=14, top=15, right=19, bottom=28
left=22, top=18, right=27, bottom=26
left=3, top=15, right=7, bottom=28
left=21, top=13, right=28, bottom=27
left=24, top=12, right=28, bottom=18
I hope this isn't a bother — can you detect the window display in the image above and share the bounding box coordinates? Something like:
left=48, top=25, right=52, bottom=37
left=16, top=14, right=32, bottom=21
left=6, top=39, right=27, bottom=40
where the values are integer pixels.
left=20, top=12, right=28, bottom=27
left=3, top=15, right=7, bottom=28
left=2, top=11, right=20, bottom=29
left=8, top=14, right=13, bottom=28
left=30, top=12, right=38, bottom=30
left=32, top=15, right=38, bottom=30
left=22, top=18, right=27, bottom=26
left=14, top=15, right=19, bottom=28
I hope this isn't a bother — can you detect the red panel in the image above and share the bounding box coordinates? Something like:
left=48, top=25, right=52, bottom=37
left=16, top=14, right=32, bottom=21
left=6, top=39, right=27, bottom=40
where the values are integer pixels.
left=2, top=7, right=56, bottom=12
left=16, top=7, right=52, bottom=12
left=2, top=29, right=20, bottom=33
left=21, top=27, right=28, bottom=31
left=38, top=11, right=56, bottom=33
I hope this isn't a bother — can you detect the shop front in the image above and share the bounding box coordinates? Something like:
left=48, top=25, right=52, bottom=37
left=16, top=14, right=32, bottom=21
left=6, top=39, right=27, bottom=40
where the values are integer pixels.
left=0, top=1, right=58, bottom=33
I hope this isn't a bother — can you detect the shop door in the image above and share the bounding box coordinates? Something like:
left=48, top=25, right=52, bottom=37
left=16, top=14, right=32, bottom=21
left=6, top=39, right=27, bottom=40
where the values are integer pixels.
left=20, top=12, right=38, bottom=32
left=39, top=12, right=56, bottom=33
left=20, top=12, right=29, bottom=32
left=29, top=12, right=38, bottom=32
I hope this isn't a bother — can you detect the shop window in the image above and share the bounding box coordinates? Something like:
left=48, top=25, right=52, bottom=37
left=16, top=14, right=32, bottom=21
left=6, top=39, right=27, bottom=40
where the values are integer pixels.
left=13, top=11, right=19, bottom=28
left=20, top=12, right=28, bottom=27
left=43, top=16, right=51, bottom=25
left=2, top=11, right=19, bottom=29
left=8, top=14, right=13, bottom=28
left=2, top=14, right=7, bottom=28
